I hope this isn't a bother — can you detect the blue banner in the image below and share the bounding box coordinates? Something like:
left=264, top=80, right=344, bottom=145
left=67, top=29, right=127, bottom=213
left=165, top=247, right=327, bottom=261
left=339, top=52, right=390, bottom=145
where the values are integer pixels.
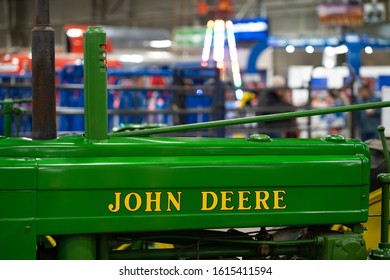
left=232, top=17, right=268, bottom=42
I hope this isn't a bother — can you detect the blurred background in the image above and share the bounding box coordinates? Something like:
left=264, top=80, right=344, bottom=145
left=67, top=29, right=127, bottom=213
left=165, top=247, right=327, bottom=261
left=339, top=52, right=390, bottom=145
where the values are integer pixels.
left=0, top=0, right=390, bottom=139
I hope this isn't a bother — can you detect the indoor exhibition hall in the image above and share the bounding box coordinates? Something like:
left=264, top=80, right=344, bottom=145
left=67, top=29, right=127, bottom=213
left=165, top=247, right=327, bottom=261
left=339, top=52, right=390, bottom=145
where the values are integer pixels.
left=0, top=0, right=389, bottom=263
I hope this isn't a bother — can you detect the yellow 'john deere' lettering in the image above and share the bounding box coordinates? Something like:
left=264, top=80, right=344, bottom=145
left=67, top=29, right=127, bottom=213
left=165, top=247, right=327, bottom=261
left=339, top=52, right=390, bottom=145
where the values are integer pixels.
left=108, top=189, right=286, bottom=213
left=108, top=191, right=182, bottom=213
left=201, top=190, right=287, bottom=211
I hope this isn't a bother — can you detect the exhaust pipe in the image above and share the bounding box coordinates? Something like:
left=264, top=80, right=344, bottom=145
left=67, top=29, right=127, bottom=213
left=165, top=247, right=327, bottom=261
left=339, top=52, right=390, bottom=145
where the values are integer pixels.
left=32, top=0, right=56, bottom=140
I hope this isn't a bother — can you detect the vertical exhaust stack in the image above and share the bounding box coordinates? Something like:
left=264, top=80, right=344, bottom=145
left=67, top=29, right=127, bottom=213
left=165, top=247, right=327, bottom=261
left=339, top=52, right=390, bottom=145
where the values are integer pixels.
left=32, top=0, right=56, bottom=140
left=83, top=26, right=108, bottom=140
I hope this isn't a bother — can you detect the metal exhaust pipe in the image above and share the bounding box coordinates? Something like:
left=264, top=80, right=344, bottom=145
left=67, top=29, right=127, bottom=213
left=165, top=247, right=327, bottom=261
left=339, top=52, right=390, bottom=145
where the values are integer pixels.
left=32, top=0, right=56, bottom=140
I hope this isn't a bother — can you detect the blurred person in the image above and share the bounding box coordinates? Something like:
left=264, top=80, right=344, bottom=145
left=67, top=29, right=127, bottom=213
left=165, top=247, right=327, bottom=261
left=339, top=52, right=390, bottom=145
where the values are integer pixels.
left=257, top=75, right=298, bottom=138
left=239, top=91, right=257, bottom=129
left=322, top=89, right=348, bottom=135
left=356, top=83, right=381, bottom=141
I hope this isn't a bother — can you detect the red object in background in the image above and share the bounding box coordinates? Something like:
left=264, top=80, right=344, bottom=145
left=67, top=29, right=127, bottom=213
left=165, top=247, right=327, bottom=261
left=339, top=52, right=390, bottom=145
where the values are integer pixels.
left=317, top=3, right=363, bottom=27
left=0, top=24, right=120, bottom=74
left=197, top=1, right=210, bottom=15
left=150, top=76, right=165, bottom=87
left=148, top=76, right=166, bottom=98
left=360, top=77, right=375, bottom=90
left=214, top=0, right=234, bottom=20
left=0, top=52, right=32, bottom=74
left=64, top=24, right=114, bottom=53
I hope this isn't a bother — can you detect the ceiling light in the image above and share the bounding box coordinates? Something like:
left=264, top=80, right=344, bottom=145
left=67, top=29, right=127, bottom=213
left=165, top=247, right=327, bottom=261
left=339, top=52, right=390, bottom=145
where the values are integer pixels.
left=324, top=46, right=335, bottom=55
left=286, top=45, right=295, bottom=53
left=305, top=46, right=314, bottom=53
left=365, top=46, right=373, bottom=54
left=149, top=40, right=172, bottom=48
left=66, top=28, right=83, bottom=38
left=119, top=54, right=143, bottom=63
left=335, top=45, right=348, bottom=54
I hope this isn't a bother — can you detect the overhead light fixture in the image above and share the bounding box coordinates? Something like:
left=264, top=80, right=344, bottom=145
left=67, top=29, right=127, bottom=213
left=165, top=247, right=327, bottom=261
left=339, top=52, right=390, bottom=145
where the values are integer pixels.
left=201, top=20, right=214, bottom=64
left=322, top=46, right=336, bottom=68
left=324, top=46, right=335, bottom=55
left=305, top=45, right=314, bottom=53
left=66, top=28, right=83, bottom=38
left=201, top=19, right=242, bottom=90
left=212, top=19, right=225, bottom=63
left=148, top=40, right=172, bottom=48
left=334, top=44, right=348, bottom=54
left=365, top=46, right=373, bottom=54
left=235, top=89, right=244, bottom=100
left=11, top=57, right=19, bottom=65
left=286, top=45, right=295, bottom=53
left=119, top=54, right=143, bottom=63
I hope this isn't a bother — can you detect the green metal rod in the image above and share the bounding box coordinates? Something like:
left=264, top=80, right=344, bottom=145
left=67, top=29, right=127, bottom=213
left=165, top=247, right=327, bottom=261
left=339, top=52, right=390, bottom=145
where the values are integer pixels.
left=110, top=244, right=306, bottom=260
left=138, top=235, right=317, bottom=246
left=379, top=126, right=390, bottom=172
left=109, top=101, right=390, bottom=137
left=380, top=176, right=389, bottom=244
left=110, top=247, right=258, bottom=260
left=378, top=126, right=390, bottom=244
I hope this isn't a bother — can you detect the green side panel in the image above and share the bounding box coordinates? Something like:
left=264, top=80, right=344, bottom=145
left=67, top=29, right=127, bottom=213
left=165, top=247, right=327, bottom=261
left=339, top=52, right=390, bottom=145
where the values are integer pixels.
left=36, top=155, right=369, bottom=235
left=0, top=191, right=37, bottom=259
left=0, top=158, right=37, bottom=190
left=0, top=220, right=36, bottom=260
left=0, top=159, right=37, bottom=259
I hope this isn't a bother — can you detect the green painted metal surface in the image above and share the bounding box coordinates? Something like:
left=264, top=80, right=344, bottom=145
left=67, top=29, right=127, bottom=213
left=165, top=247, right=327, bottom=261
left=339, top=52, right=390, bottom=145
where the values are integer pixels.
left=56, top=235, right=97, bottom=260
left=370, top=173, right=390, bottom=260
left=0, top=134, right=369, bottom=157
left=83, top=26, right=108, bottom=140
left=0, top=158, right=37, bottom=259
left=315, top=233, right=367, bottom=260
left=370, top=126, right=390, bottom=259
left=378, top=127, right=390, bottom=245
left=0, top=134, right=370, bottom=255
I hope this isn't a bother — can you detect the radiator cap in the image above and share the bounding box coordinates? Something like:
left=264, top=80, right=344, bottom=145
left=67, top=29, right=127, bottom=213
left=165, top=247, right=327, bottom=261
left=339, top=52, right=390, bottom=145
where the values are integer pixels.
left=324, top=134, right=346, bottom=143
left=247, top=134, right=272, bottom=142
